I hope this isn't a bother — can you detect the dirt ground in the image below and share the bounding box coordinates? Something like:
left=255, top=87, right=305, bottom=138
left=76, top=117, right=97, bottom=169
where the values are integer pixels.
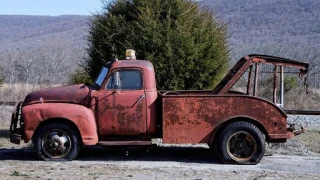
left=0, top=146, right=319, bottom=180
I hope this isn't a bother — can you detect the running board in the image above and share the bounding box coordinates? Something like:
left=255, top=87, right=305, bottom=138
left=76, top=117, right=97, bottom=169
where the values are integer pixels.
left=97, top=141, right=153, bottom=146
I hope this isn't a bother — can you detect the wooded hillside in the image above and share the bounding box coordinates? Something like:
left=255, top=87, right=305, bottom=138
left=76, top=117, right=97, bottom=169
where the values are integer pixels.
left=0, top=0, right=319, bottom=87
left=203, top=0, right=320, bottom=58
left=0, top=15, right=89, bottom=85
left=202, top=0, right=320, bottom=88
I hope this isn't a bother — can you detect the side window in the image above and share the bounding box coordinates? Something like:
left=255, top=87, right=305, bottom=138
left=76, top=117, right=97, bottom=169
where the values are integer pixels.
left=106, top=72, right=116, bottom=89
left=106, top=70, right=142, bottom=90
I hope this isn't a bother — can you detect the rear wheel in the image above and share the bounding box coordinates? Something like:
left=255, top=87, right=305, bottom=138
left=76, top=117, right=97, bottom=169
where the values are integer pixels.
left=34, top=123, right=81, bottom=161
left=216, top=121, right=265, bottom=164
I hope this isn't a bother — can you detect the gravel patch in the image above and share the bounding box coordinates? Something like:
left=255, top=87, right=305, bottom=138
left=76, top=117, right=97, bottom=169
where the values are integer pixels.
left=288, top=115, right=320, bottom=128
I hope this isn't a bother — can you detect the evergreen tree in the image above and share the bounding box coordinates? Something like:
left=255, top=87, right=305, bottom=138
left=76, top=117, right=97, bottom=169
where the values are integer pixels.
left=83, top=0, right=229, bottom=90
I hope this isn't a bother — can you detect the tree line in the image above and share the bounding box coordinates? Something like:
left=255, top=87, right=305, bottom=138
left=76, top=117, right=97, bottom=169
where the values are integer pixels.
left=0, top=40, right=86, bottom=86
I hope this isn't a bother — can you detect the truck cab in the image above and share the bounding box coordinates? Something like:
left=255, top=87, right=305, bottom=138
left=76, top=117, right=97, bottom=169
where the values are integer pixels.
left=91, top=57, right=158, bottom=139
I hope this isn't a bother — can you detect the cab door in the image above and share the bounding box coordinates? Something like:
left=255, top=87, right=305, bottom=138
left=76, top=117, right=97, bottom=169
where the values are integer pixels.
left=101, top=69, right=147, bottom=135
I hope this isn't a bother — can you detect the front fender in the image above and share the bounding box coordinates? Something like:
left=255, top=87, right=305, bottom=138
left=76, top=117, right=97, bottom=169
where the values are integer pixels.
left=22, top=103, right=98, bottom=145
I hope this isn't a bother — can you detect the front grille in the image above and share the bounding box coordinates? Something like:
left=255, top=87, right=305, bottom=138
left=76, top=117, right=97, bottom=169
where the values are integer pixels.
left=10, top=102, right=24, bottom=134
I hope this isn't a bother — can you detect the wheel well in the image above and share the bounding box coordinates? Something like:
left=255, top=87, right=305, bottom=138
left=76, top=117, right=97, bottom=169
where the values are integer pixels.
left=211, top=117, right=269, bottom=146
left=32, top=118, right=82, bottom=144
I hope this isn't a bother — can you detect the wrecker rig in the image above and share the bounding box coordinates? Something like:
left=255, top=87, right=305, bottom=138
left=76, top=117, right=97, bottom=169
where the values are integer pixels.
left=10, top=50, right=309, bottom=164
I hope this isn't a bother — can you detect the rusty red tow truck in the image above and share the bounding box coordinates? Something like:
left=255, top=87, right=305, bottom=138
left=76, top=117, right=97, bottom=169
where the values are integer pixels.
left=10, top=50, right=309, bottom=164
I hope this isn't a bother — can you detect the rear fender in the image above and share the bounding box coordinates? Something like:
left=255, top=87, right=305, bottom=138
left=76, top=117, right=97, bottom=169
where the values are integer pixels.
left=22, top=103, right=98, bottom=145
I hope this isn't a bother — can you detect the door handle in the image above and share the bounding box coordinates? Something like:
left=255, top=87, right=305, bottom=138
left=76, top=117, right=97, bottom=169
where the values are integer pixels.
left=131, top=95, right=145, bottom=107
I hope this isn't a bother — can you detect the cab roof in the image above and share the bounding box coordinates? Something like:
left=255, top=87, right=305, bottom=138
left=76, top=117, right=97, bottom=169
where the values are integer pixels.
left=106, top=59, right=154, bottom=70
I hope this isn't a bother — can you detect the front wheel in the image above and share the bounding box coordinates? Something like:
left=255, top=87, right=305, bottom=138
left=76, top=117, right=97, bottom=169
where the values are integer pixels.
left=34, top=123, right=81, bottom=161
left=215, top=121, right=265, bottom=164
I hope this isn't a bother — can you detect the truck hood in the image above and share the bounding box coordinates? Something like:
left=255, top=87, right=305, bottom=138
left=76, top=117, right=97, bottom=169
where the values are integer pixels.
left=23, top=84, right=91, bottom=106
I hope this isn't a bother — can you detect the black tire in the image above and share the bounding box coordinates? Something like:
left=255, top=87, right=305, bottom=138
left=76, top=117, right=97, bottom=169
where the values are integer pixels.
left=34, top=123, right=81, bottom=161
left=216, top=121, right=265, bottom=165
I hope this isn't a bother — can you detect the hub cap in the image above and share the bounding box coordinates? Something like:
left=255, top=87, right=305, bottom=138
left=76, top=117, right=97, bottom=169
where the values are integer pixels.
left=42, top=129, right=71, bottom=158
left=227, top=131, right=257, bottom=162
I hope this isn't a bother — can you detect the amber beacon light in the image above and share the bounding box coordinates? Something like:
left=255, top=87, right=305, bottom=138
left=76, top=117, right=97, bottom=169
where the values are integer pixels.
left=126, top=49, right=136, bottom=60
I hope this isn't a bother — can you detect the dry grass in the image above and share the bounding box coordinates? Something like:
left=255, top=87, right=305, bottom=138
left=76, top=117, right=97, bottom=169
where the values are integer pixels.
left=266, top=128, right=320, bottom=156
left=0, top=105, right=13, bottom=125
left=0, top=83, right=62, bottom=102
left=285, top=88, right=320, bottom=110
left=0, top=125, right=26, bottom=149
left=296, top=129, right=320, bottom=153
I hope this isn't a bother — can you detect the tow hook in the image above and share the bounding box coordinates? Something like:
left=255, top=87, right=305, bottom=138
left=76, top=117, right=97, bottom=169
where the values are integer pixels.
left=288, top=123, right=305, bottom=136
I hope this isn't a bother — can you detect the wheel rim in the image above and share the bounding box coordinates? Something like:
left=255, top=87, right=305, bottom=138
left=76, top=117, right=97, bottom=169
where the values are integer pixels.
left=42, top=129, right=71, bottom=159
left=226, top=131, right=257, bottom=162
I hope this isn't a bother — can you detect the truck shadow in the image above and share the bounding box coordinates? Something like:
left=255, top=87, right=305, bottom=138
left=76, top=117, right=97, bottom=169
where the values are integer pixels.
left=78, top=145, right=219, bottom=164
left=0, top=148, right=36, bottom=161
left=0, top=146, right=219, bottom=164
left=0, top=129, right=10, bottom=138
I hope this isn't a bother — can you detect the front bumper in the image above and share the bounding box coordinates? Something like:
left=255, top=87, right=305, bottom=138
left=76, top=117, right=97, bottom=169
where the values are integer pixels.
left=9, top=102, right=24, bottom=145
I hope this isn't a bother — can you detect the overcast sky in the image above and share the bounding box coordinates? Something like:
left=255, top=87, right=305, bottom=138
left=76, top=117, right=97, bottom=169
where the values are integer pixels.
left=0, top=0, right=105, bottom=16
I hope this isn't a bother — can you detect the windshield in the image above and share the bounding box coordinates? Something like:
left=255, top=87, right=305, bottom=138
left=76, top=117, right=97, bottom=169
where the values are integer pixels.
left=95, top=67, right=109, bottom=88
